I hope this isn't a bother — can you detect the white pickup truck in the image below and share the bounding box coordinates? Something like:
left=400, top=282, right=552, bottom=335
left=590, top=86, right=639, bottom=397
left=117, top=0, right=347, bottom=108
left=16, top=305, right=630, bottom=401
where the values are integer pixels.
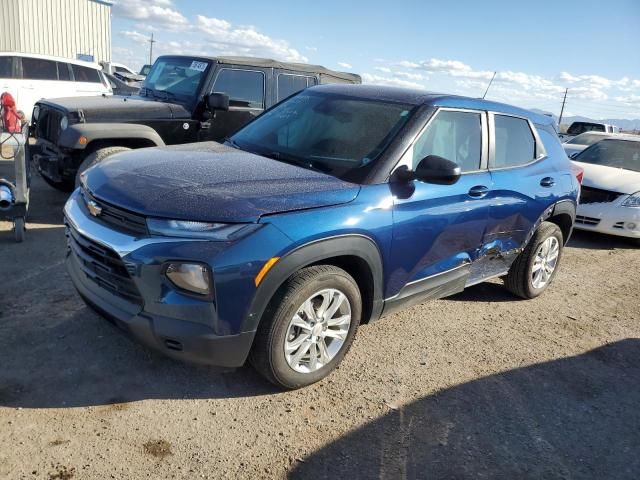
left=559, top=121, right=620, bottom=142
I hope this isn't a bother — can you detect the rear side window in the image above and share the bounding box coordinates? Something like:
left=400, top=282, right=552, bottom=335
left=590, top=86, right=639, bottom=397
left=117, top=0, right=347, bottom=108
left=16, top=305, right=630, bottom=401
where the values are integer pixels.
left=413, top=110, right=483, bottom=172
left=57, top=62, right=71, bottom=81
left=0, top=56, right=15, bottom=78
left=277, top=74, right=317, bottom=102
left=493, top=115, right=535, bottom=168
left=22, top=57, right=58, bottom=80
left=72, top=64, right=101, bottom=83
left=213, top=69, right=265, bottom=109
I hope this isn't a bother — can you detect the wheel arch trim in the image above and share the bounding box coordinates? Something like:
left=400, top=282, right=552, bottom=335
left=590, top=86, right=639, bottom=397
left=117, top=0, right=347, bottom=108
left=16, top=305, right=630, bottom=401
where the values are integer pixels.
left=242, top=234, right=385, bottom=333
left=58, top=123, right=165, bottom=150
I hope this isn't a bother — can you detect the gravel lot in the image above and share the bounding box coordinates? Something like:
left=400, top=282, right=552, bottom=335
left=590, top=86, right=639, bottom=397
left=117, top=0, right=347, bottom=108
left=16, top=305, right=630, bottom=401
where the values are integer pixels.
left=1, top=174, right=639, bottom=480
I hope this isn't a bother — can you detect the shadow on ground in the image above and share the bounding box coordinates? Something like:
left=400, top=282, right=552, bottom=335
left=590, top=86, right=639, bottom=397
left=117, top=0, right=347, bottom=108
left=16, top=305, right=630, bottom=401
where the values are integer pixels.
left=0, top=303, right=277, bottom=408
left=290, top=339, right=640, bottom=480
left=568, top=230, right=638, bottom=251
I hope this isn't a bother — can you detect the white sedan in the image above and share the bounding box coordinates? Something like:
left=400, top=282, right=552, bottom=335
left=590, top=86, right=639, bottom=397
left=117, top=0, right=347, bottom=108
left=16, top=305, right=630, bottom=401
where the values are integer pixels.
left=571, top=135, right=640, bottom=243
left=563, top=131, right=614, bottom=158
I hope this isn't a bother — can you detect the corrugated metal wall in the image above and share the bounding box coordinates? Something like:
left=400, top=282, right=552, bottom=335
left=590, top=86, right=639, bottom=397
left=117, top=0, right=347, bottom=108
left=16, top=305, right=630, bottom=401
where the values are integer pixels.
left=0, top=0, right=111, bottom=62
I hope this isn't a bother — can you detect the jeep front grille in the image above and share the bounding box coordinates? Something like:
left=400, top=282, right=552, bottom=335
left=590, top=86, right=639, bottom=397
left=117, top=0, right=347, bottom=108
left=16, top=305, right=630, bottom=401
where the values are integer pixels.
left=35, top=106, right=64, bottom=143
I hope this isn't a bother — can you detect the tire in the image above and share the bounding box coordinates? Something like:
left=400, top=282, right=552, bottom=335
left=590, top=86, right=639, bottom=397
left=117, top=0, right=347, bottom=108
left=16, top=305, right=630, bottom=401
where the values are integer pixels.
left=40, top=174, right=75, bottom=193
left=13, top=217, right=25, bottom=243
left=249, top=265, right=362, bottom=389
left=75, top=146, right=131, bottom=188
left=504, top=221, right=564, bottom=299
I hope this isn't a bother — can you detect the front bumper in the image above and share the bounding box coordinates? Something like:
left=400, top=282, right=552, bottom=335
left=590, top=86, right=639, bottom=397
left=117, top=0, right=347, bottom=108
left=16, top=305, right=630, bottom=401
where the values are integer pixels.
left=575, top=200, right=640, bottom=239
left=63, top=190, right=256, bottom=367
left=33, top=139, right=72, bottom=183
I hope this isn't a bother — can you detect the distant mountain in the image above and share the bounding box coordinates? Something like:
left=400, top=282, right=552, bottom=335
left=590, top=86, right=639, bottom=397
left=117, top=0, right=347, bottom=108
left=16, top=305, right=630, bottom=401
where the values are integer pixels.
left=528, top=108, right=640, bottom=131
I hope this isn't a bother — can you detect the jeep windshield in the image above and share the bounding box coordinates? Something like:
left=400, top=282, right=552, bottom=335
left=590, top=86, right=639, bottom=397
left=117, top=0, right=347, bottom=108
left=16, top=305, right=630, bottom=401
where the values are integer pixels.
left=230, top=90, right=415, bottom=182
left=141, top=57, right=210, bottom=102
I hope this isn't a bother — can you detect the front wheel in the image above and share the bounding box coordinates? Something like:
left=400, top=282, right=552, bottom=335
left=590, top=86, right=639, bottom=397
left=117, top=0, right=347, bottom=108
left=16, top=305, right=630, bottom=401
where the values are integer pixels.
left=249, top=265, right=361, bottom=389
left=504, top=221, right=564, bottom=299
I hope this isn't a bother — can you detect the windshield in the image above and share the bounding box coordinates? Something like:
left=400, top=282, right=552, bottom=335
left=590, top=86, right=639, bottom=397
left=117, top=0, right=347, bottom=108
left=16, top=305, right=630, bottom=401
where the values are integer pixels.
left=567, top=133, right=610, bottom=146
left=231, top=90, right=414, bottom=181
left=567, top=122, right=606, bottom=135
left=575, top=139, right=640, bottom=172
left=142, top=57, right=210, bottom=101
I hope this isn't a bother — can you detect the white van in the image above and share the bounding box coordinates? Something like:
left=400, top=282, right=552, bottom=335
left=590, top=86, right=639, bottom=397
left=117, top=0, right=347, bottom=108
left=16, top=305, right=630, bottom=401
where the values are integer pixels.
left=0, top=52, right=112, bottom=122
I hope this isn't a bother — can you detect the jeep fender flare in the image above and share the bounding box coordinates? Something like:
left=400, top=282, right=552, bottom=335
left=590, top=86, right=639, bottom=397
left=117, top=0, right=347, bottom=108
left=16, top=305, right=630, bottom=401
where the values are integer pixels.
left=58, top=123, right=166, bottom=150
left=242, top=234, right=385, bottom=333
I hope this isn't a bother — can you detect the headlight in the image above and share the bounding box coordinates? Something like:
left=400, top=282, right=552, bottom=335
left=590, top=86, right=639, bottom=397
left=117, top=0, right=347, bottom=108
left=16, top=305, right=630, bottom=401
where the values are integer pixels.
left=622, top=192, right=640, bottom=208
left=32, top=106, right=40, bottom=121
left=165, top=263, right=212, bottom=296
left=60, top=115, right=68, bottom=130
left=147, top=218, right=262, bottom=240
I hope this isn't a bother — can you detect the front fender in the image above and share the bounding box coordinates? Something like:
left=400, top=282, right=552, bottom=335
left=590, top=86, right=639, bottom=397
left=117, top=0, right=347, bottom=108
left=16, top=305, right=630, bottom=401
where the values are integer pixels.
left=242, top=234, right=385, bottom=333
left=58, top=123, right=166, bottom=150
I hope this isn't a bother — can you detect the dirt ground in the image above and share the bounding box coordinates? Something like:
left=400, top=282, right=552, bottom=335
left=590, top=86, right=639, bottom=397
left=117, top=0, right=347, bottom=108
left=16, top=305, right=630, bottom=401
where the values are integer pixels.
left=1, top=173, right=639, bottom=480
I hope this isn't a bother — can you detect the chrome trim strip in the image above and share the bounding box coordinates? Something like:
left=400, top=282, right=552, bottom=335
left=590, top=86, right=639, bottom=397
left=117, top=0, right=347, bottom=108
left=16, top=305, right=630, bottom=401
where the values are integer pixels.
left=64, top=190, right=203, bottom=258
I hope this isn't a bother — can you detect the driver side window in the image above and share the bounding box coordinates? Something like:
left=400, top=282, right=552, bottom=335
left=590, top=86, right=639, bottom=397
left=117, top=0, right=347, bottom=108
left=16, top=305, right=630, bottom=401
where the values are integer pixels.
left=413, top=110, right=482, bottom=172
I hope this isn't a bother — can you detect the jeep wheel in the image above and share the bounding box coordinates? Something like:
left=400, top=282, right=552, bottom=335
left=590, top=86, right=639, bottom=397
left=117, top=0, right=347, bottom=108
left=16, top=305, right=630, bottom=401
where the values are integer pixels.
left=504, top=221, right=564, bottom=299
left=75, top=146, right=131, bottom=188
left=250, top=265, right=361, bottom=389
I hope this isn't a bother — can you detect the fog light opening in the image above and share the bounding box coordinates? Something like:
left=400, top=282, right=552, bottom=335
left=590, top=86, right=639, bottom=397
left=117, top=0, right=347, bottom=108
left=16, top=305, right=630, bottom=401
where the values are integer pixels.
left=627, top=222, right=637, bottom=231
left=165, top=262, right=212, bottom=296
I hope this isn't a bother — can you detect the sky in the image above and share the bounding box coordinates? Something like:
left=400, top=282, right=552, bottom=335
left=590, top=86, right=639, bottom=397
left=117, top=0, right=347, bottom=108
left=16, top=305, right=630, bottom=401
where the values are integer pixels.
left=111, top=0, right=640, bottom=120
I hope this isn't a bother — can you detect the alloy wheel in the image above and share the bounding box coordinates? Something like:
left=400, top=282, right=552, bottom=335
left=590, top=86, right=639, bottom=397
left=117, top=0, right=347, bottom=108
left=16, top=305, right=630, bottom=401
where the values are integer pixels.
left=531, top=236, right=560, bottom=289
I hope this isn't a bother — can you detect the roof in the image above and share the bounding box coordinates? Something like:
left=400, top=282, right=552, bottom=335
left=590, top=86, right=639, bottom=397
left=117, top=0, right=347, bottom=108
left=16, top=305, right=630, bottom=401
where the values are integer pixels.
left=156, top=55, right=361, bottom=83
left=309, top=84, right=555, bottom=125
left=0, top=51, right=101, bottom=69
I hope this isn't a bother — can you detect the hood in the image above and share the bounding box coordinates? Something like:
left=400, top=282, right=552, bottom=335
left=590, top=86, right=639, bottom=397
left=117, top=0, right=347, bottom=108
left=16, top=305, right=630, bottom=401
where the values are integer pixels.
left=573, top=160, right=640, bottom=194
left=84, top=142, right=361, bottom=223
left=39, top=95, right=191, bottom=121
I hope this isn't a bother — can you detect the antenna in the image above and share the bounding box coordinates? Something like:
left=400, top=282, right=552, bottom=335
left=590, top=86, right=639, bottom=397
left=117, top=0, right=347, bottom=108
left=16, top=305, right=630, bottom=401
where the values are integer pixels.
left=482, top=71, right=497, bottom=99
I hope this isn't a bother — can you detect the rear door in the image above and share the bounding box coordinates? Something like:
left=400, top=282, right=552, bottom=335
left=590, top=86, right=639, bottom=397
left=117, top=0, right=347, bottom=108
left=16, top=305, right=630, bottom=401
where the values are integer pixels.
left=483, top=113, right=557, bottom=269
left=203, top=67, right=267, bottom=141
left=387, top=108, right=491, bottom=306
left=275, top=72, right=318, bottom=103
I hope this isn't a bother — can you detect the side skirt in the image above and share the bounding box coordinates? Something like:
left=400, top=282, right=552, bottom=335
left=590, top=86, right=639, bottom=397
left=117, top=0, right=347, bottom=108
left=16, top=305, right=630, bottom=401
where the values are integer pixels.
left=381, top=264, right=470, bottom=318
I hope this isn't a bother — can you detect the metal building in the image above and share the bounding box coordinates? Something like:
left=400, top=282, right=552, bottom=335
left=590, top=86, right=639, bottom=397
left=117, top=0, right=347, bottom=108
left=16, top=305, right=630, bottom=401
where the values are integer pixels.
left=0, top=0, right=112, bottom=63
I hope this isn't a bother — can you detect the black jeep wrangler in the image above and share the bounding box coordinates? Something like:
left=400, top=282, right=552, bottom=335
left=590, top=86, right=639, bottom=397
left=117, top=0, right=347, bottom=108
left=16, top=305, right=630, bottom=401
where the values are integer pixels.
left=31, top=55, right=361, bottom=191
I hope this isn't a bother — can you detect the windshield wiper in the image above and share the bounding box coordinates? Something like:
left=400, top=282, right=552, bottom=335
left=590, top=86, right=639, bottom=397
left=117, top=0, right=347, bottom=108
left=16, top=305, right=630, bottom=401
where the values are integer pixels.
left=264, top=151, right=328, bottom=173
left=224, top=137, right=241, bottom=150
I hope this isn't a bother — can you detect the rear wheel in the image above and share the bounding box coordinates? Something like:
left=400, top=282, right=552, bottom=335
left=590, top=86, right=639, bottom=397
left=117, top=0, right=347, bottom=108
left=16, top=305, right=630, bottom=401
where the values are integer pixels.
left=249, top=265, right=361, bottom=389
left=75, top=146, right=131, bottom=188
left=504, top=221, right=564, bottom=299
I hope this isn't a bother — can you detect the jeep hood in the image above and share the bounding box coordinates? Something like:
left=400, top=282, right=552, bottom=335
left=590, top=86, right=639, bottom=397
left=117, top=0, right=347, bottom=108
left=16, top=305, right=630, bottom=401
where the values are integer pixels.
left=39, top=95, right=191, bottom=121
left=573, top=161, right=640, bottom=194
left=84, top=142, right=361, bottom=223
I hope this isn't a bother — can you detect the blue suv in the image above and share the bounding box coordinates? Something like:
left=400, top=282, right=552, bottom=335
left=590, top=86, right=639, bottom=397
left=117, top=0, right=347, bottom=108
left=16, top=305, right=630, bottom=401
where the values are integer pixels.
left=64, top=84, right=579, bottom=388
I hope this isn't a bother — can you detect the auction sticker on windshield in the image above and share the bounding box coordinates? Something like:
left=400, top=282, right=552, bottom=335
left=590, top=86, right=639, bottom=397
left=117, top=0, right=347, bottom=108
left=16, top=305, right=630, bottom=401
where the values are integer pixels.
left=190, top=61, right=208, bottom=72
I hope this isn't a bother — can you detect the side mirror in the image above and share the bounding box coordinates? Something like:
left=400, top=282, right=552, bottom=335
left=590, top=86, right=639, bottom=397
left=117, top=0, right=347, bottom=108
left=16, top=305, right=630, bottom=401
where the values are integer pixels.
left=395, top=155, right=461, bottom=185
left=207, top=92, right=229, bottom=111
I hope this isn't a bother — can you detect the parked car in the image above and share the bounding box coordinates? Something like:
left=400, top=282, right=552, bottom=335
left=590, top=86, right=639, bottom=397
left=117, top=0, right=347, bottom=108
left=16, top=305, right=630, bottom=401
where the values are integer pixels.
left=100, top=61, right=145, bottom=86
left=571, top=135, right=640, bottom=243
left=64, top=85, right=580, bottom=388
left=103, top=72, right=140, bottom=96
left=559, top=121, right=620, bottom=142
left=563, top=131, right=614, bottom=157
left=0, top=52, right=111, bottom=122
left=31, top=55, right=361, bottom=191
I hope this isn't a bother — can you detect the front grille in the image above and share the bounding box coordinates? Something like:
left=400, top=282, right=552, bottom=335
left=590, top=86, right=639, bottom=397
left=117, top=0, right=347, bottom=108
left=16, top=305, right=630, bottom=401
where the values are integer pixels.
left=81, top=189, right=148, bottom=236
left=579, top=186, right=622, bottom=204
left=575, top=215, right=601, bottom=226
left=613, top=221, right=625, bottom=230
left=66, top=225, right=143, bottom=304
left=35, top=106, right=64, bottom=143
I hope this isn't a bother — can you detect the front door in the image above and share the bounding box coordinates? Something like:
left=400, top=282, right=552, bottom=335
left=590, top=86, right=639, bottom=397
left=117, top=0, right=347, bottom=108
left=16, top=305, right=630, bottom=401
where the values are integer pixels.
left=387, top=108, right=491, bottom=310
left=201, top=67, right=267, bottom=142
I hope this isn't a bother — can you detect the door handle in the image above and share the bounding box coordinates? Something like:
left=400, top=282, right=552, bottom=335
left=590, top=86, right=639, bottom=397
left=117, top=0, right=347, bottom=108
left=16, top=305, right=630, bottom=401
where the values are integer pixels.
left=540, top=177, right=555, bottom=187
left=468, top=185, right=489, bottom=198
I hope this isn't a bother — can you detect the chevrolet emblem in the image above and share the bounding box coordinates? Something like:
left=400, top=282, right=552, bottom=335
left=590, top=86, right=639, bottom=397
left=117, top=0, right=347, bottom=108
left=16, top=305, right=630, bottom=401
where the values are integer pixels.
left=87, top=199, right=103, bottom=217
